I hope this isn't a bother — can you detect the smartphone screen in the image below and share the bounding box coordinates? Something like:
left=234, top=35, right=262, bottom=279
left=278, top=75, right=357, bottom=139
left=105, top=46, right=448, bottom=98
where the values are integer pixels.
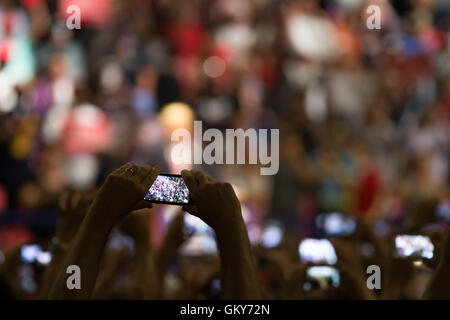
left=316, top=212, right=356, bottom=237
left=394, top=234, right=434, bottom=260
left=298, top=239, right=337, bottom=265
left=304, top=266, right=340, bottom=290
left=144, top=173, right=192, bottom=205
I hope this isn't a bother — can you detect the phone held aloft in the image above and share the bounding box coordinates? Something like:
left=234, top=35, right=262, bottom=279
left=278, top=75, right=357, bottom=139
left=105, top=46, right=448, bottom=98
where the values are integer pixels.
left=144, top=173, right=193, bottom=205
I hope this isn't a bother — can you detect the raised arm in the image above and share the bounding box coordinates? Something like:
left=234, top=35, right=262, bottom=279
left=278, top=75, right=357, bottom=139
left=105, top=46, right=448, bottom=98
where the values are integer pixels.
left=48, top=163, right=159, bottom=299
left=38, top=191, right=91, bottom=299
left=155, top=211, right=186, bottom=295
left=119, top=210, right=160, bottom=299
left=181, top=170, right=262, bottom=299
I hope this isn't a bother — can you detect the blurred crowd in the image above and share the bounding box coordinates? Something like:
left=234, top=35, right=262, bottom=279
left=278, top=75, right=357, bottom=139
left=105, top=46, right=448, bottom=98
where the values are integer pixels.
left=0, top=0, right=449, bottom=300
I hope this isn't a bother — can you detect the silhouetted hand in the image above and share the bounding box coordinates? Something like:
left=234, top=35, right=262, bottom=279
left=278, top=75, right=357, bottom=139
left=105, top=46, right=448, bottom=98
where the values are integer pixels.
left=181, top=170, right=242, bottom=234
left=331, top=239, right=375, bottom=300
left=48, top=163, right=159, bottom=299
left=90, top=163, right=159, bottom=227
left=39, top=190, right=93, bottom=299
left=181, top=169, right=262, bottom=299
left=55, top=190, right=93, bottom=242
left=336, top=261, right=375, bottom=300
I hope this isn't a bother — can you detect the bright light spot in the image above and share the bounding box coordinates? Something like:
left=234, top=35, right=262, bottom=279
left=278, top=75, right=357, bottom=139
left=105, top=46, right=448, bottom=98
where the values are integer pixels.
left=21, top=245, right=40, bottom=263
left=261, top=225, right=283, bottom=248
left=36, top=251, right=52, bottom=265
left=413, top=260, right=423, bottom=267
left=0, top=72, right=18, bottom=112
left=160, top=102, right=194, bottom=131
left=100, top=61, right=123, bottom=93
left=203, top=56, right=226, bottom=78
left=66, top=154, right=99, bottom=189
left=299, top=239, right=338, bottom=265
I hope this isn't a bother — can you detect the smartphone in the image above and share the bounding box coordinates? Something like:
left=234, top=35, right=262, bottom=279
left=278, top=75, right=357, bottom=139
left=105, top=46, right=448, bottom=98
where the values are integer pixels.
left=394, top=234, right=434, bottom=260
left=304, top=266, right=340, bottom=290
left=260, top=220, right=284, bottom=248
left=21, top=244, right=52, bottom=266
left=144, top=173, right=193, bottom=205
left=298, top=239, right=337, bottom=265
left=316, top=212, right=356, bottom=237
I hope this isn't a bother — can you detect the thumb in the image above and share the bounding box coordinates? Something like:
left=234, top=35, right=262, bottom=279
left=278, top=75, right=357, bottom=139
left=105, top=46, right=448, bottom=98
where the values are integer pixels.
left=182, top=205, right=198, bottom=217
left=132, top=200, right=153, bottom=211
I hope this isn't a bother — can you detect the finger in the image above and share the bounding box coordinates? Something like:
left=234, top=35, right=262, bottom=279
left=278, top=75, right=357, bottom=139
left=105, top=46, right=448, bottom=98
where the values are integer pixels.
left=135, top=164, right=152, bottom=182
left=197, top=171, right=216, bottom=183
left=222, top=182, right=236, bottom=195
left=140, top=165, right=158, bottom=183
left=115, top=162, right=133, bottom=175
left=132, top=200, right=153, bottom=211
left=125, top=162, right=139, bottom=178
left=181, top=170, right=198, bottom=193
left=142, top=166, right=160, bottom=191
left=192, top=170, right=208, bottom=186
left=182, top=205, right=198, bottom=216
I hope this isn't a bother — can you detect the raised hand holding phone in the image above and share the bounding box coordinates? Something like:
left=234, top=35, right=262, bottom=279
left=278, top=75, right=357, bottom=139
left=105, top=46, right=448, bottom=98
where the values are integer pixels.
left=180, top=170, right=243, bottom=234
left=180, top=169, right=262, bottom=299
left=90, top=163, right=160, bottom=226
left=49, top=163, right=159, bottom=299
